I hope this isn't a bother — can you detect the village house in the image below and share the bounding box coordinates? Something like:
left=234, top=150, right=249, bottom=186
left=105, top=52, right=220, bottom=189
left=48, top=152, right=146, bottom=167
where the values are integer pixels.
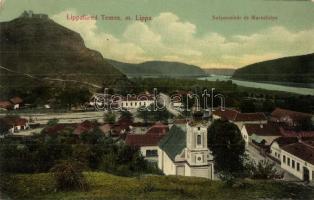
left=125, top=122, right=169, bottom=162
left=212, top=107, right=239, bottom=121
left=73, top=120, right=98, bottom=135
left=9, top=97, right=23, bottom=109
left=269, top=137, right=299, bottom=162
left=0, top=100, right=13, bottom=110
left=120, top=94, right=155, bottom=109
left=233, top=112, right=267, bottom=129
left=158, top=119, right=214, bottom=179
left=241, top=122, right=281, bottom=145
left=270, top=108, right=313, bottom=128
left=280, top=139, right=314, bottom=182
left=0, top=116, right=29, bottom=135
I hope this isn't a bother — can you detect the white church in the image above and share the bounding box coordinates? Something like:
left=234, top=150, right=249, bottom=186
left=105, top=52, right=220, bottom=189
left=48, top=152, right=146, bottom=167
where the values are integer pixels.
left=157, top=114, right=214, bottom=179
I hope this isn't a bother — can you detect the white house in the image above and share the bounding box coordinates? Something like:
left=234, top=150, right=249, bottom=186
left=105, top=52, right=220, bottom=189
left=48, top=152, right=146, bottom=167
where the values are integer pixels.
left=233, top=112, right=267, bottom=130
left=9, top=97, right=23, bottom=110
left=158, top=121, right=214, bottom=179
left=0, top=117, right=29, bottom=134
left=125, top=122, right=169, bottom=162
left=241, top=123, right=281, bottom=145
left=120, top=94, right=155, bottom=109
left=280, top=140, right=314, bottom=182
left=269, top=137, right=299, bottom=162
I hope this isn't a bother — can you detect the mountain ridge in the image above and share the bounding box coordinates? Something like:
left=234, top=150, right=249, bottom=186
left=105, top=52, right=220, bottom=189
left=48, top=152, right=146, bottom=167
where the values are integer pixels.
left=232, top=53, right=314, bottom=85
left=107, top=59, right=207, bottom=78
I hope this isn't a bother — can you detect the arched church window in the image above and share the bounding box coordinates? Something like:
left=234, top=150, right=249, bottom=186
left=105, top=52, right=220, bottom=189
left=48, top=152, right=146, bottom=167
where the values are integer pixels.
left=197, top=134, right=202, bottom=145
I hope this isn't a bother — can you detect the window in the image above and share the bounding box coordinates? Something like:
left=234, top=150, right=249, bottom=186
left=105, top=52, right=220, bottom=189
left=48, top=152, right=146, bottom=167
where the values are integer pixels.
left=197, top=134, right=202, bottom=145
left=198, top=127, right=201, bottom=131
left=144, top=102, right=146, bottom=106
left=146, top=150, right=158, bottom=157
left=283, top=155, right=286, bottom=163
left=287, top=158, right=290, bottom=166
left=130, top=102, right=133, bottom=106
left=275, top=152, right=277, bottom=157
left=292, top=160, right=295, bottom=169
left=297, top=163, right=300, bottom=171
left=126, top=103, right=128, bottom=106
left=135, top=102, right=137, bottom=106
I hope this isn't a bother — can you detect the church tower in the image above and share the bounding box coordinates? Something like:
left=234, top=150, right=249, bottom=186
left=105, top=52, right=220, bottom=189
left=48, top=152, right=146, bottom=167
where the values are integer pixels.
left=186, top=112, right=212, bottom=166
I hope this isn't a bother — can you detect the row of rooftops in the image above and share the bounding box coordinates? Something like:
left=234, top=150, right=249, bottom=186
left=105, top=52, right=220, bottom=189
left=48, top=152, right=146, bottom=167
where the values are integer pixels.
left=0, top=116, right=28, bottom=127
left=0, top=97, right=23, bottom=110
left=214, top=107, right=313, bottom=124
left=213, top=108, right=267, bottom=122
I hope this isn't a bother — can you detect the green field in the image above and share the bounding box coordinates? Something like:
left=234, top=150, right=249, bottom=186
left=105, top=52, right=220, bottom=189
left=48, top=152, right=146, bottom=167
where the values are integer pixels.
left=1, top=172, right=314, bottom=200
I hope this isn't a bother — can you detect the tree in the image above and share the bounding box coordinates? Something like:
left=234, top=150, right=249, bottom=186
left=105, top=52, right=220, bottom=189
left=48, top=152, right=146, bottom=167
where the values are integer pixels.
left=50, top=160, right=88, bottom=191
left=119, top=110, right=134, bottom=123
left=104, top=112, right=116, bottom=124
left=58, top=87, right=91, bottom=110
left=207, top=119, right=246, bottom=177
left=246, top=159, right=282, bottom=179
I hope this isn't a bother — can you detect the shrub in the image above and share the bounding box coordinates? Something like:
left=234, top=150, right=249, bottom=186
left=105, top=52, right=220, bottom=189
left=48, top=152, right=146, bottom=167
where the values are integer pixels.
left=247, top=159, right=282, bottom=179
left=50, top=160, right=89, bottom=191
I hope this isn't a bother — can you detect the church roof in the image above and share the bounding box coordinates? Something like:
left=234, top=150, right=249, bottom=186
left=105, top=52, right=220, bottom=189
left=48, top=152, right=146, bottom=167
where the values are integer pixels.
left=158, top=125, right=186, bottom=161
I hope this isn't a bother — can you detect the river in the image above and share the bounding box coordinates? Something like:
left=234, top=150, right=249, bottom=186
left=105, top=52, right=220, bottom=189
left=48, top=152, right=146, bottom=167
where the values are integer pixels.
left=198, top=75, right=314, bottom=95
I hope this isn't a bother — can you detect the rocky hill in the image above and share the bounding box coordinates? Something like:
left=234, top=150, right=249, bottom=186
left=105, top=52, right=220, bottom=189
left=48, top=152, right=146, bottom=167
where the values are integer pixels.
left=0, top=12, right=128, bottom=91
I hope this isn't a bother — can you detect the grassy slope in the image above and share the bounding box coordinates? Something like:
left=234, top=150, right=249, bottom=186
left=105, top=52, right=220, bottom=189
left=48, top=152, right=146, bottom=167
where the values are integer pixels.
left=1, top=172, right=314, bottom=200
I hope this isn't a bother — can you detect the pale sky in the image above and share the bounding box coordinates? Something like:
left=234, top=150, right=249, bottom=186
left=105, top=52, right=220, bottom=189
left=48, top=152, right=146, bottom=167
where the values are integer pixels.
left=0, top=0, right=314, bottom=68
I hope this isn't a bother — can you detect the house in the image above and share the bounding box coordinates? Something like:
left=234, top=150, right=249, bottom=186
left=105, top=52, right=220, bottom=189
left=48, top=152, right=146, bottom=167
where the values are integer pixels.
left=158, top=121, right=214, bottom=179
left=213, top=107, right=239, bottom=121
left=0, top=100, right=13, bottom=110
left=270, top=137, right=299, bottom=162
left=125, top=122, right=169, bottom=161
left=73, top=120, right=98, bottom=135
left=241, top=122, right=281, bottom=145
left=0, top=116, right=29, bottom=134
left=120, top=93, right=155, bottom=109
left=213, top=107, right=267, bottom=129
left=233, top=112, right=267, bottom=129
left=270, top=108, right=313, bottom=128
left=9, top=97, right=23, bottom=109
left=280, top=139, right=314, bottom=182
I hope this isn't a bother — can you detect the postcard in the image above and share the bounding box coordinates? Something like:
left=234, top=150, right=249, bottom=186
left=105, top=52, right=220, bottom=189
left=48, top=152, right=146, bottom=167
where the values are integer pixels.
left=0, top=0, right=313, bottom=199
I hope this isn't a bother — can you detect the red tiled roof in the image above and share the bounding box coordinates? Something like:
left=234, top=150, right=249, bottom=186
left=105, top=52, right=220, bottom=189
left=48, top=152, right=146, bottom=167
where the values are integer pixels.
left=271, top=137, right=299, bottom=147
left=0, top=101, right=13, bottom=109
left=245, top=123, right=281, bottom=136
left=279, top=128, right=314, bottom=138
left=117, top=117, right=133, bottom=125
left=125, top=134, right=165, bottom=147
left=0, top=117, right=28, bottom=126
left=73, top=120, right=97, bottom=135
left=10, top=97, right=23, bottom=104
left=43, top=124, right=68, bottom=134
left=146, top=122, right=169, bottom=136
left=234, top=113, right=267, bottom=122
left=271, top=108, right=312, bottom=122
left=213, top=107, right=239, bottom=121
left=282, top=141, right=314, bottom=165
